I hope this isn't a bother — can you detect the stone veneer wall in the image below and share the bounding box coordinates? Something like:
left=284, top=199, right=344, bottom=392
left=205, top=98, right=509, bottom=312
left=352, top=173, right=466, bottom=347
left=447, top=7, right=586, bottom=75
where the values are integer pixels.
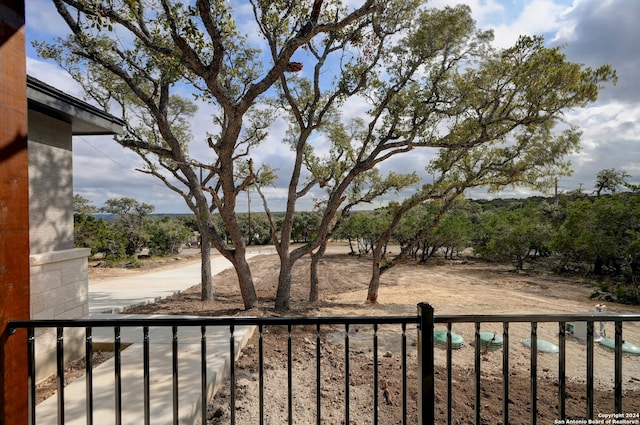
left=28, top=108, right=90, bottom=383
left=30, top=248, right=89, bottom=320
left=30, top=248, right=90, bottom=383
left=28, top=109, right=74, bottom=253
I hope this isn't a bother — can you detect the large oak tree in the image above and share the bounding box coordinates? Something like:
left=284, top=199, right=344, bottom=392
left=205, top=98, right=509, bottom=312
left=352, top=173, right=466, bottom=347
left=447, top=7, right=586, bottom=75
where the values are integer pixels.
left=361, top=33, right=616, bottom=303
left=40, top=0, right=386, bottom=309
left=41, top=1, right=614, bottom=310
left=266, top=8, right=615, bottom=306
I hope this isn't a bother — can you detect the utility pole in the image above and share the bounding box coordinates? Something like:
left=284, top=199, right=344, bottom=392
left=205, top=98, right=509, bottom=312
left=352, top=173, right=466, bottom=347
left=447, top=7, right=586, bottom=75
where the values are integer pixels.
left=246, top=159, right=252, bottom=246
left=247, top=188, right=252, bottom=246
left=0, top=1, right=30, bottom=423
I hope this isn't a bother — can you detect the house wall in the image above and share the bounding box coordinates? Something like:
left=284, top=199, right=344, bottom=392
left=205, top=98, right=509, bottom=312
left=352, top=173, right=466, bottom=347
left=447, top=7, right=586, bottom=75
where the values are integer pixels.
left=28, top=109, right=74, bottom=252
left=30, top=249, right=89, bottom=382
left=30, top=248, right=90, bottom=321
left=28, top=109, right=89, bottom=382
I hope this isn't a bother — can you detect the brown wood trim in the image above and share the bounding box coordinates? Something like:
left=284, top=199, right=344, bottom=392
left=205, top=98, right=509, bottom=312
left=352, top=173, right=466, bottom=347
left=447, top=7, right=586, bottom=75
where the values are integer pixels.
left=0, top=1, right=29, bottom=424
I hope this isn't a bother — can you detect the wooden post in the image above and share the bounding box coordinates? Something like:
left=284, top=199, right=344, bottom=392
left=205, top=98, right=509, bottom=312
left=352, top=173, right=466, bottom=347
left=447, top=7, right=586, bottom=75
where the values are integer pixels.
left=0, top=1, right=30, bottom=424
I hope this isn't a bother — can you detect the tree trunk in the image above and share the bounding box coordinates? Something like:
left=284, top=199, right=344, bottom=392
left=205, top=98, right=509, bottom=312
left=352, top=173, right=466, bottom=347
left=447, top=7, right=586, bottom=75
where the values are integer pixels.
left=275, top=254, right=293, bottom=311
left=367, top=243, right=385, bottom=304
left=420, top=242, right=428, bottom=262
left=199, top=208, right=257, bottom=309
left=217, top=191, right=258, bottom=309
left=367, top=260, right=382, bottom=304
left=594, top=256, right=604, bottom=275
left=309, top=242, right=328, bottom=303
left=233, top=249, right=257, bottom=310
left=194, top=212, right=218, bottom=302
left=200, top=233, right=213, bottom=301
left=348, top=238, right=356, bottom=255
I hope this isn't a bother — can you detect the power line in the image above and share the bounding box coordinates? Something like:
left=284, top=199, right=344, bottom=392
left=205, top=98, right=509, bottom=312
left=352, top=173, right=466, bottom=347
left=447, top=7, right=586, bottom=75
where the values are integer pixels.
left=76, top=136, right=167, bottom=189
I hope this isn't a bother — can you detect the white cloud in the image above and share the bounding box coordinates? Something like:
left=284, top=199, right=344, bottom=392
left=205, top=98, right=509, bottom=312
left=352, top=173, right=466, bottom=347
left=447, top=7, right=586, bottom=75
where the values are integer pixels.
left=565, top=102, right=640, bottom=187
left=25, top=0, right=67, bottom=39
left=428, top=0, right=506, bottom=22
left=26, top=58, right=84, bottom=98
left=554, top=0, right=640, bottom=103
left=489, top=0, right=568, bottom=47
left=432, top=0, right=571, bottom=48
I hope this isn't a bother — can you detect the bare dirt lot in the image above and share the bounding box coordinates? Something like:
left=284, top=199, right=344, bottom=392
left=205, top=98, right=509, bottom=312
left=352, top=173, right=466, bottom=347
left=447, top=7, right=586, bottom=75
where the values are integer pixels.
left=113, top=250, right=640, bottom=424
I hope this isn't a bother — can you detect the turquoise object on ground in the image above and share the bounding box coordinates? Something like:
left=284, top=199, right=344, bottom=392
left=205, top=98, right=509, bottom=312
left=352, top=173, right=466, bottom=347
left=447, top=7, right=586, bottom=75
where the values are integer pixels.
left=599, top=338, right=640, bottom=355
left=521, top=338, right=559, bottom=353
left=434, top=330, right=464, bottom=349
left=479, top=331, right=503, bottom=348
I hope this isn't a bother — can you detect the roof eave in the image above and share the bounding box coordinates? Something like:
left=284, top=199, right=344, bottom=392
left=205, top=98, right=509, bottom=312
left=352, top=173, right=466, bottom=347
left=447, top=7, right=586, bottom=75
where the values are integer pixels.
left=27, top=75, right=126, bottom=136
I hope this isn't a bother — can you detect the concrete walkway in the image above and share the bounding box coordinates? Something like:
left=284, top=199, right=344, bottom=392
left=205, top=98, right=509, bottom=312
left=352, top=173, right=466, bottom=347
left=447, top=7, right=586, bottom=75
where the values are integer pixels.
left=36, top=251, right=269, bottom=425
left=89, top=251, right=265, bottom=314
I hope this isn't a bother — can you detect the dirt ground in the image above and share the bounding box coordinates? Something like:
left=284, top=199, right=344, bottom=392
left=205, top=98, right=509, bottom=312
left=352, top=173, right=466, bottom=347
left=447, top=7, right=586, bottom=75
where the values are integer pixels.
left=109, top=249, right=640, bottom=424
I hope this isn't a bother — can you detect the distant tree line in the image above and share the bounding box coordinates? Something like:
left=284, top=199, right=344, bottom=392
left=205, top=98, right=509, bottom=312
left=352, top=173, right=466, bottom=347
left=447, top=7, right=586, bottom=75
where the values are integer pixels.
left=73, top=196, right=196, bottom=266
left=74, top=196, right=321, bottom=264
left=75, top=170, right=639, bottom=304
left=332, top=169, right=639, bottom=304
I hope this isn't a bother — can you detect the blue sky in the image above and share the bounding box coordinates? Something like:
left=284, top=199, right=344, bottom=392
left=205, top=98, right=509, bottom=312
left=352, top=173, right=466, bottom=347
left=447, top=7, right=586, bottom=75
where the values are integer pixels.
left=25, top=0, right=640, bottom=213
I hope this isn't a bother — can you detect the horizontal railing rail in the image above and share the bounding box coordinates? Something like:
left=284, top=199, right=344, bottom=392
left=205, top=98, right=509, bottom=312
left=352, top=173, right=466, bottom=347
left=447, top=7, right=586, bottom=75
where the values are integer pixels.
left=9, top=315, right=420, bottom=329
left=10, top=311, right=640, bottom=328
left=8, top=308, right=640, bottom=425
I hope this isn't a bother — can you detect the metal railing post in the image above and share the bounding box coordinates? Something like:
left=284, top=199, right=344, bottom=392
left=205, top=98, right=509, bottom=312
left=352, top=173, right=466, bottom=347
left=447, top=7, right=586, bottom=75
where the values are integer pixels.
left=614, top=321, right=623, bottom=413
left=418, top=303, right=435, bottom=425
left=57, top=327, right=65, bottom=425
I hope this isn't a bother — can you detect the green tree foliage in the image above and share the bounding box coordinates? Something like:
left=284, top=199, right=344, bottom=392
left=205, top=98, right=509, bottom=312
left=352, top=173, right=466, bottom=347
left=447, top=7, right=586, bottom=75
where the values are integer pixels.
left=236, top=213, right=272, bottom=246
left=423, top=211, right=474, bottom=261
left=148, top=216, right=193, bottom=255
left=553, top=193, right=640, bottom=280
left=73, top=196, right=130, bottom=263
left=101, top=197, right=155, bottom=256
left=391, top=202, right=473, bottom=262
left=290, top=212, right=321, bottom=244
left=551, top=185, right=639, bottom=303
left=253, top=0, right=423, bottom=310
left=284, top=18, right=615, bottom=304
left=74, top=186, right=640, bottom=304
left=473, top=205, right=551, bottom=271
left=73, top=195, right=112, bottom=255
left=75, top=196, right=194, bottom=261
left=73, top=194, right=97, bottom=216
left=334, top=210, right=389, bottom=255
left=41, top=0, right=390, bottom=309
left=594, top=168, right=631, bottom=196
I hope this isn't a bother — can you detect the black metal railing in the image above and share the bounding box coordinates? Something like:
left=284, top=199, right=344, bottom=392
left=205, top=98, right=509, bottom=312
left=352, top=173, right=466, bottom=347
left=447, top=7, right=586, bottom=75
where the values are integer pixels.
left=8, top=305, right=640, bottom=425
left=433, top=312, right=640, bottom=425
left=9, top=313, right=422, bottom=425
